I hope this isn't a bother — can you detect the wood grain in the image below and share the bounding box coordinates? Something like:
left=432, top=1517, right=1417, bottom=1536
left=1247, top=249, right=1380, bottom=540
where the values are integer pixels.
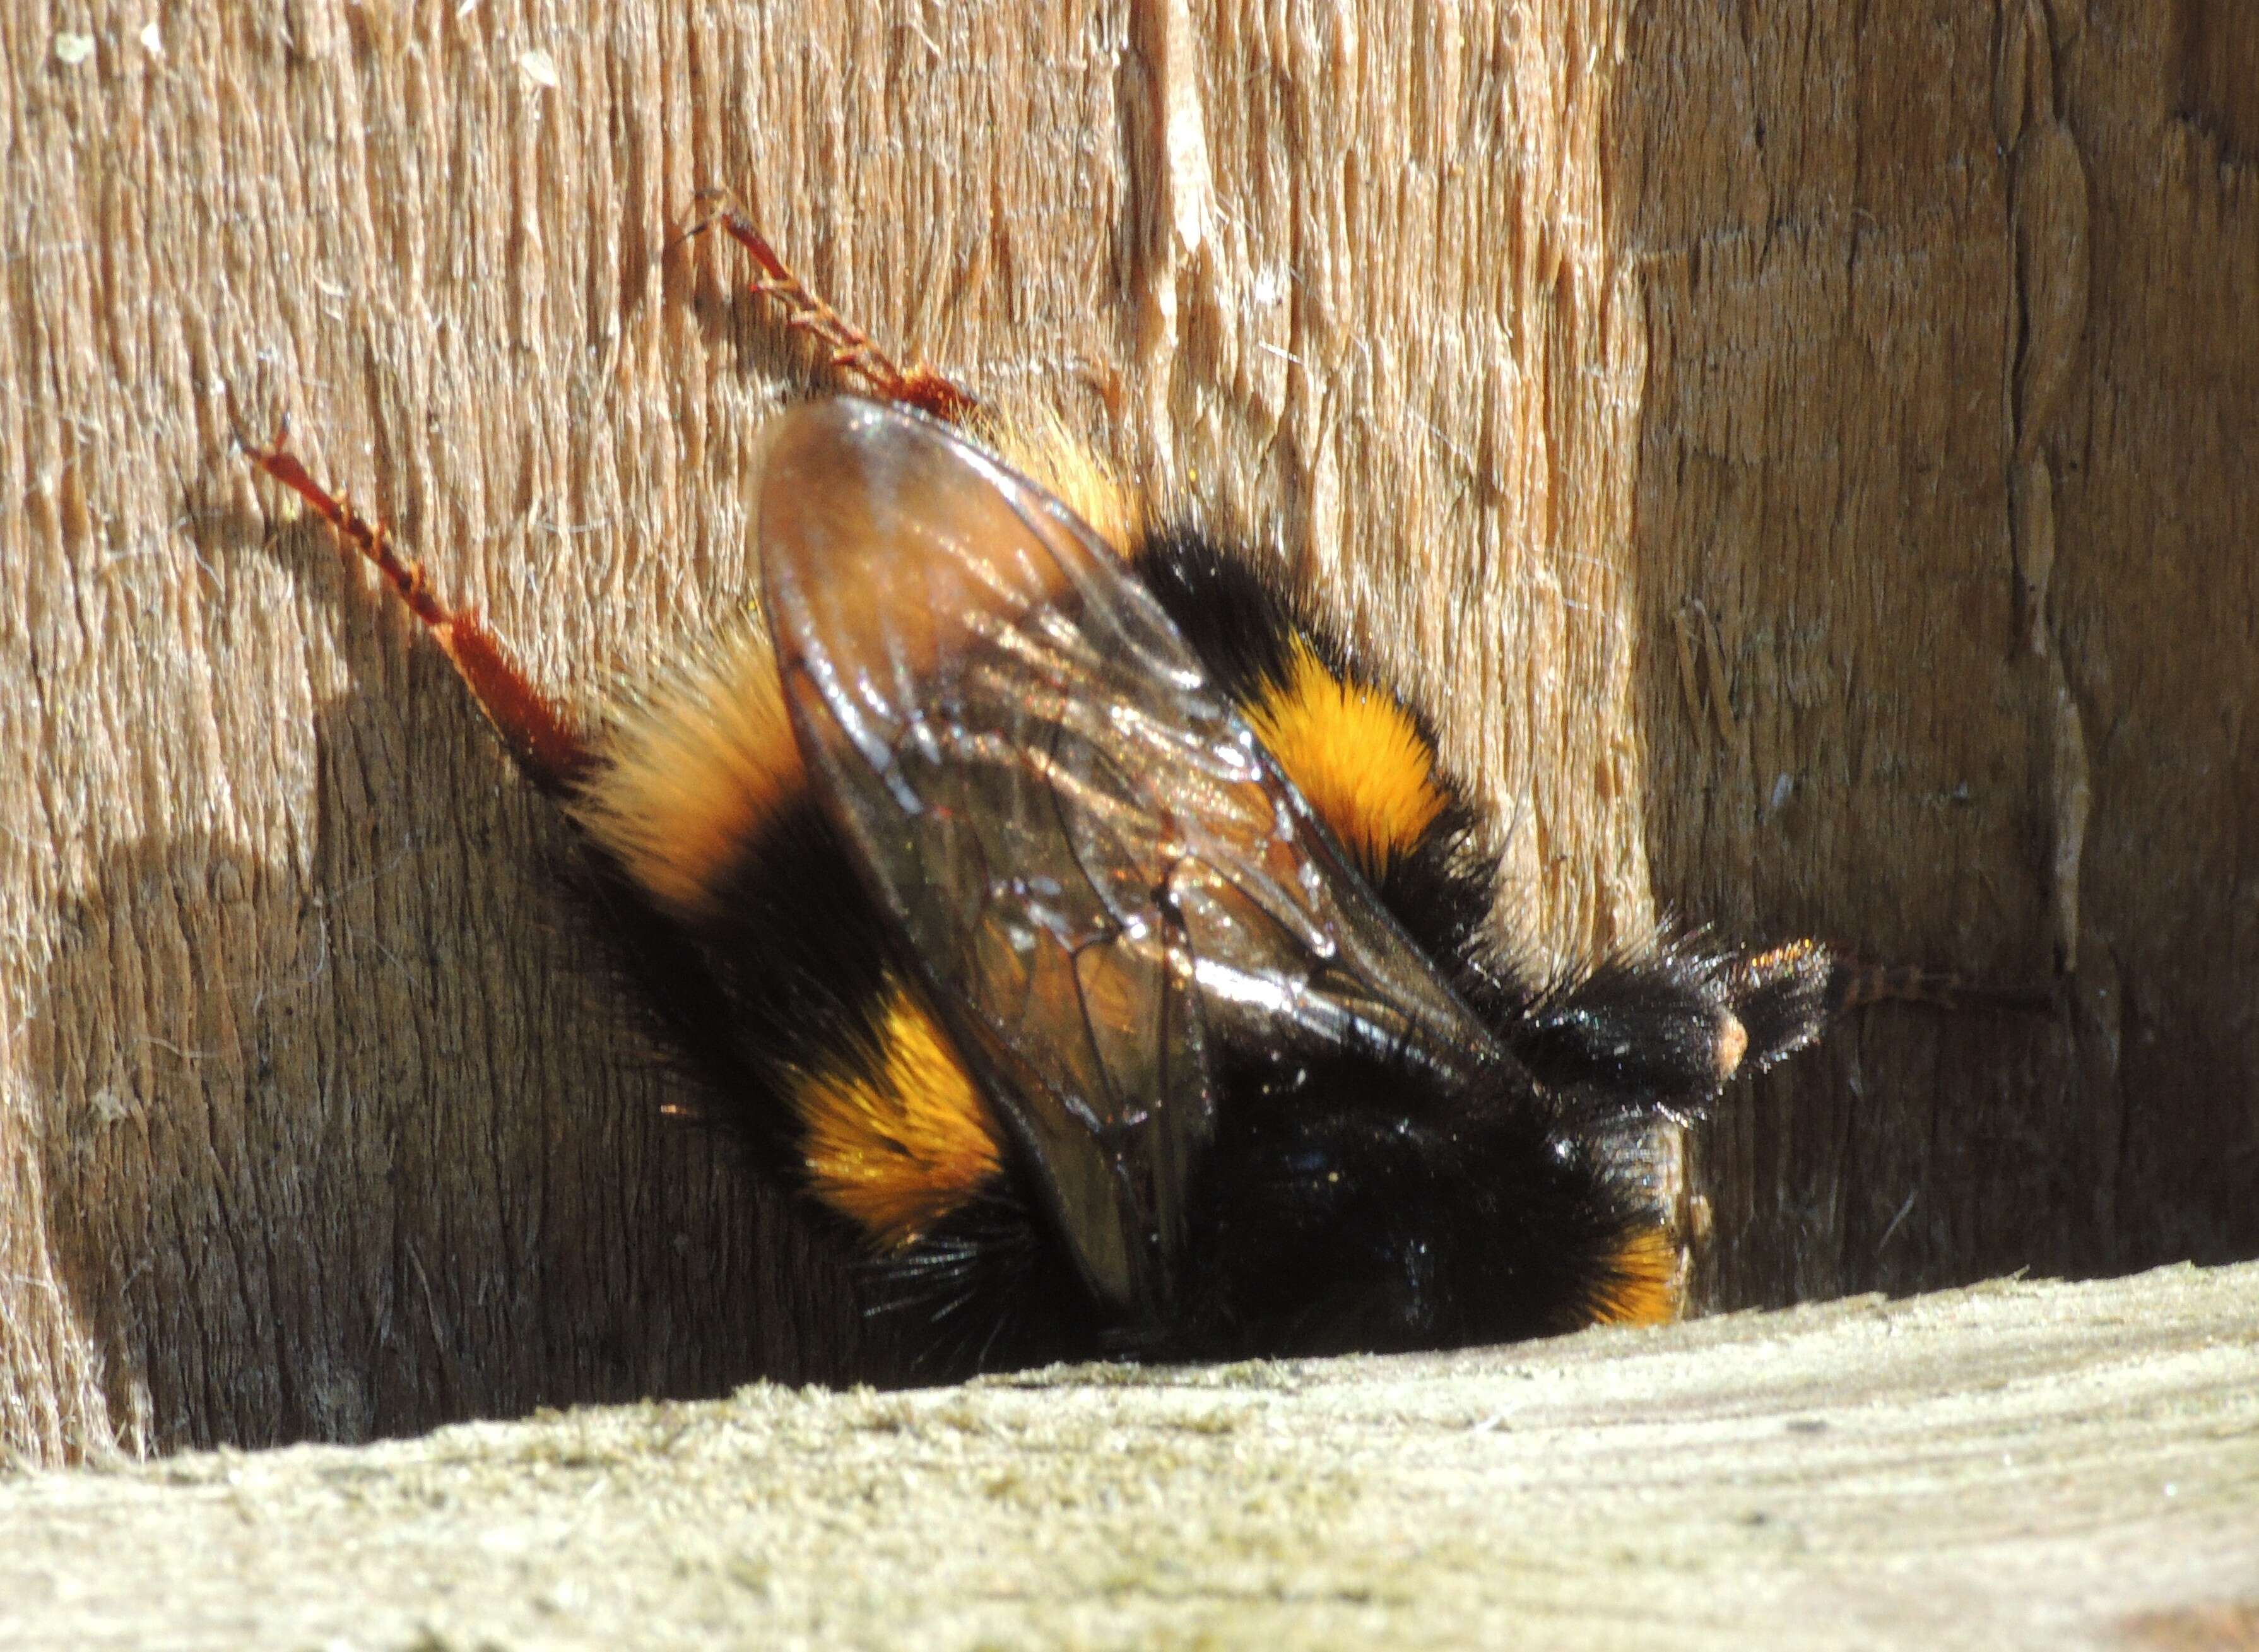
left=1616, top=0, right=2259, bottom=1309
left=3, top=1, right=2251, bottom=1465
left=4, top=1263, right=2255, bottom=1647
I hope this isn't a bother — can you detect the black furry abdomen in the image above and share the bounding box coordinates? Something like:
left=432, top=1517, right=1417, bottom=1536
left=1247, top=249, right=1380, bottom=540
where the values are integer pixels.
left=1172, top=1046, right=1654, bottom=1359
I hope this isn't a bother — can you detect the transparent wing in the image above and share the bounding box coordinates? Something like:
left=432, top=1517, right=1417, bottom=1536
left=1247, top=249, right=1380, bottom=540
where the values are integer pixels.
left=758, top=398, right=1501, bottom=1321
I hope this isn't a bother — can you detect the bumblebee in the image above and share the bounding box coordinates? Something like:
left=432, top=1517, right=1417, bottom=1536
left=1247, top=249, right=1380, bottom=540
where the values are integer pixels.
left=247, top=210, right=1979, bottom=1372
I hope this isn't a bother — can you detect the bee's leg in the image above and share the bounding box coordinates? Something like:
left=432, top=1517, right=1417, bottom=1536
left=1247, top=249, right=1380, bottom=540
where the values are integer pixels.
left=1715, top=938, right=1841, bottom=1076
left=1722, top=938, right=2061, bottom=1063
left=1513, top=938, right=2058, bottom=1118
left=685, top=191, right=979, bottom=425
left=1501, top=942, right=1815, bottom=1114
left=244, top=425, right=593, bottom=797
left=1818, top=953, right=2063, bottom=1021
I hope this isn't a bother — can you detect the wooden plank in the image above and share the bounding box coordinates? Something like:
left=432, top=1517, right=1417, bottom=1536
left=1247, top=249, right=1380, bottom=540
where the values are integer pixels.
left=1618, top=0, right=2259, bottom=1314
left=4, top=1263, right=2255, bottom=1648
left=3, top=0, right=2251, bottom=1466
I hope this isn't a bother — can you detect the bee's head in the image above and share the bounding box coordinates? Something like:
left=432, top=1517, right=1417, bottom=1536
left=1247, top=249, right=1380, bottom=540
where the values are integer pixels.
left=1174, top=1046, right=1667, bottom=1359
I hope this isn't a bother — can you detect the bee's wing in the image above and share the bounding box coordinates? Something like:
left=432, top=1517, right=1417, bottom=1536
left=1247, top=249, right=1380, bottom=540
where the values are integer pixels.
left=758, top=399, right=1499, bottom=1321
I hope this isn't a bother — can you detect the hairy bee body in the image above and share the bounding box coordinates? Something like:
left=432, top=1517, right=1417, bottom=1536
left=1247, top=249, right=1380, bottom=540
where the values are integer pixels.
left=553, top=399, right=1836, bottom=1369
left=247, top=220, right=1865, bottom=1377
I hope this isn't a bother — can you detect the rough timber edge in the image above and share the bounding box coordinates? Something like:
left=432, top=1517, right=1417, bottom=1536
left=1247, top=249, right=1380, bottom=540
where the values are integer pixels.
left=3, top=1261, right=2254, bottom=1651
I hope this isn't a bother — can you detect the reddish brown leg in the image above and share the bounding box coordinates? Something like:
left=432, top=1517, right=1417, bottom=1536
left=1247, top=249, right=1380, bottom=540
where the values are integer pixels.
left=1826, top=957, right=2060, bottom=1017
left=685, top=191, right=979, bottom=424
left=1733, top=939, right=2056, bottom=1018
left=245, top=424, right=593, bottom=796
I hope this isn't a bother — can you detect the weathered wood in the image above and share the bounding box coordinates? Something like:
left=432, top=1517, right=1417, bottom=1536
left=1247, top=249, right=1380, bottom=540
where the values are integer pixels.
left=5, top=1264, right=2255, bottom=1648
left=3, top=1, right=2251, bottom=1467
left=1617, top=0, right=2259, bottom=1310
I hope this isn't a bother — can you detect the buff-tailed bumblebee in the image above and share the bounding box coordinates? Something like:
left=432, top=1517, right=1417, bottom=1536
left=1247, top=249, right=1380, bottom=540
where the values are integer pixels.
left=244, top=206, right=2036, bottom=1373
